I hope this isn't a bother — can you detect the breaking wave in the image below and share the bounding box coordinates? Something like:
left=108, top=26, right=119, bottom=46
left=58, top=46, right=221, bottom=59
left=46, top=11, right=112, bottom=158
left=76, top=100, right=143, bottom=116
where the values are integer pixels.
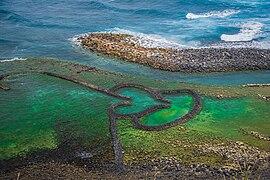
left=0, top=57, right=27, bottom=63
left=71, top=24, right=269, bottom=50
left=186, top=9, right=240, bottom=19
left=71, top=28, right=188, bottom=49
left=220, top=22, right=263, bottom=42
left=109, top=28, right=187, bottom=49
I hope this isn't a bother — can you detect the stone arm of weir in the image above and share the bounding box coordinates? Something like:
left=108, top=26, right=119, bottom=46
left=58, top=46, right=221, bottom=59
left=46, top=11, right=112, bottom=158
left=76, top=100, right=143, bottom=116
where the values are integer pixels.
left=0, top=71, right=202, bottom=172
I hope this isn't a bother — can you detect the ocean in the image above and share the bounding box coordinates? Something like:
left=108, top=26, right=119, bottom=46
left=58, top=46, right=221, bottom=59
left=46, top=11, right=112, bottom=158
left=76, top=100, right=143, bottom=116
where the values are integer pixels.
left=1, top=0, right=270, bottom=85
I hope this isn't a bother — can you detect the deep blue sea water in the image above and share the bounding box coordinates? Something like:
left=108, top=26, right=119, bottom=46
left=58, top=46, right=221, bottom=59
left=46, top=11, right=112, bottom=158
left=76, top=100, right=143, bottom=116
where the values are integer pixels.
left=0, top=0, right=270, bottom=85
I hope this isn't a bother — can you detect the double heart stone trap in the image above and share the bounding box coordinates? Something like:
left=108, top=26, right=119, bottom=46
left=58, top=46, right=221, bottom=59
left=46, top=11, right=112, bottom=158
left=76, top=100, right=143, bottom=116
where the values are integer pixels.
left=0, top=71, right=202, bottom=171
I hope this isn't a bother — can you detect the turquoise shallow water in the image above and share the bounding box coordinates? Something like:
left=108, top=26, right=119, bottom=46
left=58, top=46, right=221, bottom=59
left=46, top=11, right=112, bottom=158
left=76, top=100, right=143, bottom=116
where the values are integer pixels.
left=1, top=0, right=270, bottom=85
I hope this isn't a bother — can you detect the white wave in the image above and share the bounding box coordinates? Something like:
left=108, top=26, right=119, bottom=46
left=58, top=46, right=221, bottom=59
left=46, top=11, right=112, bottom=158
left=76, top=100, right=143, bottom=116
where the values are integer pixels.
left=0, top=57, right=27, bottom=63
left=221, top=22, right=263, bottom=42
left=70, top=28, right=188, bottom=49
left=69, top=33, right=90, bottom=46
left=70, top=25, right=269, bottom=51
left=186, top=9, right=240, bottom=20
left=109, top=28, right=187, bottom=49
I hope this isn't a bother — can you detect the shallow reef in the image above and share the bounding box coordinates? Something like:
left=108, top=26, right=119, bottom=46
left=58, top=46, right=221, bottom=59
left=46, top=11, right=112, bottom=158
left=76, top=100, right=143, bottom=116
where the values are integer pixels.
left=0, top=58, right=269, bottom=179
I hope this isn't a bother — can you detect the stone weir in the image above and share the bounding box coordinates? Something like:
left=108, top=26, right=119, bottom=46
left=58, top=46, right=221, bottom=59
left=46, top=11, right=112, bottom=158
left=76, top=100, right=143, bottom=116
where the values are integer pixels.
left=78, top=33, right=270, bottom=73
left=0, top=70, right=202, bottom=172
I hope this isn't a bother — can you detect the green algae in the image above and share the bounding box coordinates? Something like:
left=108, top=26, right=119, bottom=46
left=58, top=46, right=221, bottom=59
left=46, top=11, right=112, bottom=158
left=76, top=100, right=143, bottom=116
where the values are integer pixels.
left=0, top=74, right=115, bottom=159
left=115, top=88, right=162, bottom=115
left=187, top=97, right=270, bottom=150
left=140, top=95, right=193, bottom=126
left=117, top=96, right=269, bottom=166
left=116, top=89, right=269, bottom=151
left=0, top=58, right=269, bottom=167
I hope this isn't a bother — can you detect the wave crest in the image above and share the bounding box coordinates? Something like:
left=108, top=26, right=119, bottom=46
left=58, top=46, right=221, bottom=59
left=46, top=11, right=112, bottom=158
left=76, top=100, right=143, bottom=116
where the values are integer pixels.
left=109, top=28, right=186, bottom=49
left=221, top=22, right=263, bottom=42
left=0, top=57, right=27, bottom=63
left=186, top=9, right=240, bottom=19
left=70, top=28, right=187, bottom=49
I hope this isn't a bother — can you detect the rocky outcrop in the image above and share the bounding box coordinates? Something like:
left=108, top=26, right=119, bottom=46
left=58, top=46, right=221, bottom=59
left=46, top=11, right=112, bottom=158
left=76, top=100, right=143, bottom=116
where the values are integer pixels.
left=78, top=33, right=270, bottom=73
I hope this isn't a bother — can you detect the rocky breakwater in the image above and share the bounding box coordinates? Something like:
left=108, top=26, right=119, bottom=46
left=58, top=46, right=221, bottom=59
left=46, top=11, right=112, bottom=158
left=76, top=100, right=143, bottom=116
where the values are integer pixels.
left=78, top=33, right=270, bottom=73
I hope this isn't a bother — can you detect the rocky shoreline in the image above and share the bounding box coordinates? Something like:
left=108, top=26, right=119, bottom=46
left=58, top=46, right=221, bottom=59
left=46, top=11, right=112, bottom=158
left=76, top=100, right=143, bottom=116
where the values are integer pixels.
left=1, top=139, right=269, bottom=179
left=1, top=153, right=269, bottom=179
left=78, top=33, right=270, bottom=73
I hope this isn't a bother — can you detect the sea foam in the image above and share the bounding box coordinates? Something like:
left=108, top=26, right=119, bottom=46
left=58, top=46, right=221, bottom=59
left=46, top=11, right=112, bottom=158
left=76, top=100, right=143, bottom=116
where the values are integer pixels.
left=70, top=24, right=269, bottom=51
left=221, top=22, right=263, bottom=42
left=0, top=57, right=27, bottom=63
left=109, top=28, right=186, bottom=49
left=71, top=28, right=187, bottom=49
left=69, top=33, right=90, bottom=46
left=186, top=9, right=240, bottom=19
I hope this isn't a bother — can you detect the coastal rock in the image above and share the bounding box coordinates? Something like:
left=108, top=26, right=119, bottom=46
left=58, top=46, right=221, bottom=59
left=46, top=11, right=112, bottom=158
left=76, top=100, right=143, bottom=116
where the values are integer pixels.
left=78, top=33, right=270, bottom=73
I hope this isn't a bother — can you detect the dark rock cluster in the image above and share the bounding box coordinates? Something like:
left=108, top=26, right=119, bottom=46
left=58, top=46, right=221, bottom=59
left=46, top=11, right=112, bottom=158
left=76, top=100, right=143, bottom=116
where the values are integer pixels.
left=79, top=33, right=270, bottom=73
